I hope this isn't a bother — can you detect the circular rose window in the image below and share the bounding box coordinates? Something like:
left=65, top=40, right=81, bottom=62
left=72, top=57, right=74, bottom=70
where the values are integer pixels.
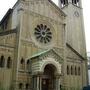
left=34, top=24, right=52, bottom=44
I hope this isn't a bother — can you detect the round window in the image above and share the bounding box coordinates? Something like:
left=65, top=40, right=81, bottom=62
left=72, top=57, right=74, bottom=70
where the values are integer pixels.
left=34, top=24, right=52, bottom=44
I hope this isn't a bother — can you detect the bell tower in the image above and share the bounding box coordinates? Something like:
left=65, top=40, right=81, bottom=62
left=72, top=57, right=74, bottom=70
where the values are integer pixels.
left=58, top=0, right=88, bottom=88
left=59, top=0, right=86, bottom=57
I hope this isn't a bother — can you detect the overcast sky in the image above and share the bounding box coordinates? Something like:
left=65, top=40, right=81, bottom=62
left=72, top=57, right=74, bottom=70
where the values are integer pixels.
left=0, top=0, right=90, bottom=53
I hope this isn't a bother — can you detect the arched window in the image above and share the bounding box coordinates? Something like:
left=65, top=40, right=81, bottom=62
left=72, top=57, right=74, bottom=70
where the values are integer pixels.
left=26, top=83, right=29, bottom=89
left=26, top=60, right=30, bottom=70
left=67, top=65, right=70, bottom=75
left=77, top=0, right=79, bottom=2
left=7, top=57, right=12, bottom=68
left=72, top=0, right=79, bottom=5
left=19, top=83, right=23, bottom=89
left=0, top=55, right=5, bottom=68
left=20, top=58, right=25, bottom=70
left=75, top=66, right=77, bottom=75
left=72, top=0, right=76, bottom=4
left=78, top=67, right=80, bottom=75
left=61, top=0, right=68, bottom=6
left=65, top=0, right=68, bottom=4
left=71, top=66, right=73, bottom=75
left=21, top=58, right=24, bottom=64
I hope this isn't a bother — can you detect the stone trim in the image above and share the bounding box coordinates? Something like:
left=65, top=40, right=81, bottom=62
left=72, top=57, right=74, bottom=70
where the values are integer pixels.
left=41, top=59, right=61, bottom=74
left=0, top=29, right=17, bottom=36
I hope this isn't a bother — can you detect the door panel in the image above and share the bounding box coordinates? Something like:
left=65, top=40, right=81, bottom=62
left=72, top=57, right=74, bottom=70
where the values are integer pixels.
left=42, top=78, right=54, bottom=90
left=42, top=79, right=49, bottom=90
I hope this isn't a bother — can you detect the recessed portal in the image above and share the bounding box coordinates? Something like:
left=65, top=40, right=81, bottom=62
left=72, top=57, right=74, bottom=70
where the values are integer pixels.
left=42, top=64, right=56, bottom=90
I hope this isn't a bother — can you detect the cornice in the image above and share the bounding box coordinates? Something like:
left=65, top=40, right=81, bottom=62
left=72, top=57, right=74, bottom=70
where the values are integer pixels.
left=0, top=28, right=17, bottom=36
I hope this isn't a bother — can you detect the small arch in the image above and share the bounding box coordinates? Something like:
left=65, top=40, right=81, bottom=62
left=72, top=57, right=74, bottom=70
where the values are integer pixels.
left=72, top=0, right=79, bottom=5
left=27, top=60, right=30, bottom=64
left=61, top=0, right=68, bottom=6
left=77, top=0, right=79, bottom=2
left=19, top=83, right=23, bottom=89
left=72, top=0, right=76, bottom=4
left=26, top=59, right=30, bottom=70
left=67, top=65, right=70, bottom=75
left=44, top=64, right=56, bottom=76
left=71, top=66, right=73, bottom=75
left=20, top=58, right=24, bottom=64
left=26, top=83, right=29, bottom=89
left=41, top=60, right=61, bottom=75
left=20, top=58, right=25, bottom=70
left=0, top=55, right=5, bottom=68
left=7, top=57, right=12, bottom=68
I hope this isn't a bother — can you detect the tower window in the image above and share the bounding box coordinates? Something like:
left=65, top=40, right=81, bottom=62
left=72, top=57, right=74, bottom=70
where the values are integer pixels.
left=7, top=57, right=12, bottom=68
left=0, top=55, right=5, bottom=68
left=72, top=0, right=79, bottom=6
left=61, top=0, right=68, bottom=6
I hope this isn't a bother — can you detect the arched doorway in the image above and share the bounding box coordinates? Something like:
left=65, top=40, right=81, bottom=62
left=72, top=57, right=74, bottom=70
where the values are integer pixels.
left=42, top=64, right=57, bottom=90
left=31, top=59, right=61, bottom=90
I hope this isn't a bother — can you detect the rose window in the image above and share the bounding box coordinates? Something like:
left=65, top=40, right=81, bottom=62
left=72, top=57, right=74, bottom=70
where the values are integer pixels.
left=34, top=24, right=52, bottom=44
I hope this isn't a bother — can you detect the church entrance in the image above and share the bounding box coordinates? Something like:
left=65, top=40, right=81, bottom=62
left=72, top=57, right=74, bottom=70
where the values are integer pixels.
left=31, top=59, right=61, bottom=90
left=42, top=64, right=56, bottom=90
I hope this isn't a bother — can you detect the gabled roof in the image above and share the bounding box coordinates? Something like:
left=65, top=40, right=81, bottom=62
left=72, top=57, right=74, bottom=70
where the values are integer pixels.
left=0, top=0, right=66, bottom=26
left=30, top=49, right=51, bottom=59
left=29, top=49, right=63, bottom=60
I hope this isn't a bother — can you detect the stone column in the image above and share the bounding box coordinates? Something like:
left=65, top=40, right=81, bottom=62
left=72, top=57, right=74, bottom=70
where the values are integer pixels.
left=39, top=75, right=42, bottom=90
left=37, top=76, right=39, bottom=90
left=55, top=75, right=61, bottom=90
left=36, top=74, right=42, bottom=90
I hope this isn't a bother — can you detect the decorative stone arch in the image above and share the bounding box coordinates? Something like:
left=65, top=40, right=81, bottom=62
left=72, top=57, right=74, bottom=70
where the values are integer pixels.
left=40, top=60, right=61, bottom=75
left=30, top=57, right=61, bottom=90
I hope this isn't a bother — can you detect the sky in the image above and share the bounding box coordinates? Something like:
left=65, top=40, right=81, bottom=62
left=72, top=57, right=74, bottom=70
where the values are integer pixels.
left=0, top=0, right=90, bottom=52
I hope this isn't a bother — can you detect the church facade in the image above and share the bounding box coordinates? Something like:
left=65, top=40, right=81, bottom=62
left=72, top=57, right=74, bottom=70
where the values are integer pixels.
left=0, top=0, right=88, bottom=90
